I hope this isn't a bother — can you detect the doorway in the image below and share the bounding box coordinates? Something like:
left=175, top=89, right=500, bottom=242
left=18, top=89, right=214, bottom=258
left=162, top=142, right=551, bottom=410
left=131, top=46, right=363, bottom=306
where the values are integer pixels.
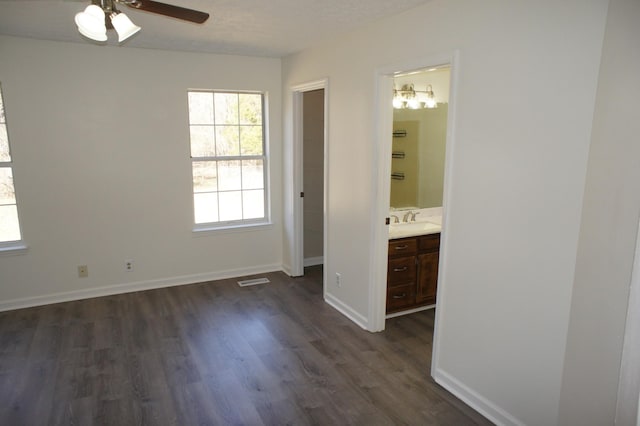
left=290, top=80, right=328, bottom=280
left=302, top=89, right=325, bottom=268
left=370, top=52, right=459, bottom=369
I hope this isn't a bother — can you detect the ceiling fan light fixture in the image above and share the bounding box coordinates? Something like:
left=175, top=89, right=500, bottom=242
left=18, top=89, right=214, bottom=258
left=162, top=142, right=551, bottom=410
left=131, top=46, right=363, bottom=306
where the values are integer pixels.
left=74, top=5, right=107, bottom=42
left=74, top=0, right=208, bottom=45
left=111, top=12, right=141, bottom=42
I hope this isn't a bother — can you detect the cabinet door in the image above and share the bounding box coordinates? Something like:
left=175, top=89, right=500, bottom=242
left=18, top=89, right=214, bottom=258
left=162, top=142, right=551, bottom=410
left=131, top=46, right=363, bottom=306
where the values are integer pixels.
left=417, top=251, right=439, bottom=305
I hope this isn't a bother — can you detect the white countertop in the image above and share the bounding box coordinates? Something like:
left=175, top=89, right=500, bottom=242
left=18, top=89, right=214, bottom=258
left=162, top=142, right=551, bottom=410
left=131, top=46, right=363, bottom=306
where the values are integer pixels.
left=388, top=219, right=441, bottom=240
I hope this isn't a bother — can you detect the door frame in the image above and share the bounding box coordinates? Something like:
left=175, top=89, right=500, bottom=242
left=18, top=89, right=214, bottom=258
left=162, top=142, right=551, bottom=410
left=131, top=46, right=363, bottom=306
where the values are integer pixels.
left=369, top=50, right=460, bottom=358
left=289, top=79, right=329, bottom=278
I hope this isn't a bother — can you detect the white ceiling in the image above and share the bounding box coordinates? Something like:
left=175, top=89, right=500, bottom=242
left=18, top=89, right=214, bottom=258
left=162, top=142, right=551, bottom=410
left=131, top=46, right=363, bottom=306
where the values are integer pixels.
left=0, top=0, right=431, bottom=57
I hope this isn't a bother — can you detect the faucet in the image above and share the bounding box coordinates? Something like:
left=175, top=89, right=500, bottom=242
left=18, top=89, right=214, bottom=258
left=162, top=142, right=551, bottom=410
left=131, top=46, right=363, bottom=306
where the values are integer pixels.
left=402, top=210, right=420, bottom=222
left=390, top=215, right=400, bottom=224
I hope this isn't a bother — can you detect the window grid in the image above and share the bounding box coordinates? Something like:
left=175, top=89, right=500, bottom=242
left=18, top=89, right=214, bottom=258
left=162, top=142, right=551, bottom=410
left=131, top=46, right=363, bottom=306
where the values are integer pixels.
left=188, top=90, right=268, bottom=228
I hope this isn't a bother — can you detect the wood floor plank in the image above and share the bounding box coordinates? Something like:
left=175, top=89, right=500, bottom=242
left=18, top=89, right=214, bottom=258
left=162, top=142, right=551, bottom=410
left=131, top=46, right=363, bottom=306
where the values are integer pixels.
left=167, top=381, right=220, bottom=425
left=202, top=369, right=265, bottom=425
left=0, top=266, right=493, bottom=425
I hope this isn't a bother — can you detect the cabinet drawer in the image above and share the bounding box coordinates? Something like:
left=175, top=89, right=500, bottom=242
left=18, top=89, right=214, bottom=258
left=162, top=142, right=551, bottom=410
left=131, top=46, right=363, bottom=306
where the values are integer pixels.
left=386, top=283, right=416, bottom=313
left=389, top=238, right=417, bottom=256
left=418, top=233, right=440, bottom=252
left=387, top=256, right=416, bottom=286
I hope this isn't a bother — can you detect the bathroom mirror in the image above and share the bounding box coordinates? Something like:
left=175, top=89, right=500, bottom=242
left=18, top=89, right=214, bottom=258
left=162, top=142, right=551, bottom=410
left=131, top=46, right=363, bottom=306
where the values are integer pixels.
left=390, top=67, right=449, bottom=210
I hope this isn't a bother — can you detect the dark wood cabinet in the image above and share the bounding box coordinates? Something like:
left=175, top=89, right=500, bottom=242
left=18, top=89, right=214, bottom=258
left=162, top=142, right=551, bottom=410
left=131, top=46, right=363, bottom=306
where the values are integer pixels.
left=387, top=233, right=440, bottom=314
left=416, top=251, right=439, bottom=305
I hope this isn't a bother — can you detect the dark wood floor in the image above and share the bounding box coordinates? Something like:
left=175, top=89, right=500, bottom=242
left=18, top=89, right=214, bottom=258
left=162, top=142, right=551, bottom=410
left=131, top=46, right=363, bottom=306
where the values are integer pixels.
left=0, top=266, right=492, bottom=425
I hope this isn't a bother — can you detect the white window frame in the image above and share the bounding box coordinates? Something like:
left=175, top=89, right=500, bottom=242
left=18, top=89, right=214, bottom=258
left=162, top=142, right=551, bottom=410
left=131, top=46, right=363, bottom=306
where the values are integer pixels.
left=188, top=89, right=271, bottom=232
left=0, top=82, right=26, bottom=254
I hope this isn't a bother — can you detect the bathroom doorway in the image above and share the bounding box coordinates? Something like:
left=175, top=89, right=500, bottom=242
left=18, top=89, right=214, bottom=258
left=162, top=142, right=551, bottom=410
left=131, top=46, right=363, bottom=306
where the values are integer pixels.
left=370, top=52, right=459, bottom=360
left=385, top=67, right=449, bottom=320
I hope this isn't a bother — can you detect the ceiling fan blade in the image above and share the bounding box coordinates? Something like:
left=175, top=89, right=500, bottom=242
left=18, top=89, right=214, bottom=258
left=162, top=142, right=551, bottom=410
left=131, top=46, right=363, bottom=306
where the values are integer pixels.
left=125, top=0, right=209, bottom=24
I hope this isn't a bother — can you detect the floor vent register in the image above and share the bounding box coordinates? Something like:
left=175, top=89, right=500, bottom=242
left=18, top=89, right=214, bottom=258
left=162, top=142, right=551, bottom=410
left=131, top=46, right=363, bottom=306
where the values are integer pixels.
left=237, top=277, right=271, bottom=287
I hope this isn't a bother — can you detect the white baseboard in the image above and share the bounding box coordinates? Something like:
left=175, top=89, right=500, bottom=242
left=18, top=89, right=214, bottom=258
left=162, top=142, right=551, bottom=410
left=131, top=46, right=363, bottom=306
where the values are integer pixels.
left=432, top=368, right=524, bottom=426
left=303, top=256, right=324, bottom=267
left=0, top=263, right=283, bottom=312
left=324, top=291, right=369, bottom=330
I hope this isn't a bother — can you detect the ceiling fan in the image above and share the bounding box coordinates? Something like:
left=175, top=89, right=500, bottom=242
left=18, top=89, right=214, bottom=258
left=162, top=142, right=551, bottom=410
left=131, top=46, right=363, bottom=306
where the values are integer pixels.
left=75, top=0, right=209, bottom=43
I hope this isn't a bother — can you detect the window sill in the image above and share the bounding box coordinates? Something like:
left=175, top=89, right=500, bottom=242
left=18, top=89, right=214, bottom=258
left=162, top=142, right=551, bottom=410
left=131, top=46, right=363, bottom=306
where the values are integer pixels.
left=0, top=243, right=29, bottom=256
left=193, top=221, right=273, bottom=237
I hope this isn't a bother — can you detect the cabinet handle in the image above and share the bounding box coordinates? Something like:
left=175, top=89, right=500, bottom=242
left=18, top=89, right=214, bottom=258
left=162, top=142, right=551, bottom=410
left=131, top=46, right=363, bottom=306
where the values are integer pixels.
left=393, top=293, right=407, bottom=299
left=393, top=266, right=408, bottom=272
left=395, top=245, right=409, bottom=250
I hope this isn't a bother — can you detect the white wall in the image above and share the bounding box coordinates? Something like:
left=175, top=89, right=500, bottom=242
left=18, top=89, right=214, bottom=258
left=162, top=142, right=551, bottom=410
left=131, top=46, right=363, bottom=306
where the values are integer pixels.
left=0, top=36, right=283, bottom=308
left=282, top=0, right=608, bottom=424
left=559, top=0, right=640, bottom=424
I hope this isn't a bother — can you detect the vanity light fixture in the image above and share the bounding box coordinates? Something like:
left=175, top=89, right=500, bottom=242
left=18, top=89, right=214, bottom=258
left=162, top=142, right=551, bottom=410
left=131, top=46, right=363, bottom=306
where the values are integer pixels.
left=423, top=84, right=437, bottom=108
left=75, top=0, right=141, bottom=43
left=393, top=83, right=437, bottom=109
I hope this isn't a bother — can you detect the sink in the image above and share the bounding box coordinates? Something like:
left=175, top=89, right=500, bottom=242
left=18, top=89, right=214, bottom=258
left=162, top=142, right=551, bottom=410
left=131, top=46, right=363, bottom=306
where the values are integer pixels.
left=389, top=221, right=441, bottom=239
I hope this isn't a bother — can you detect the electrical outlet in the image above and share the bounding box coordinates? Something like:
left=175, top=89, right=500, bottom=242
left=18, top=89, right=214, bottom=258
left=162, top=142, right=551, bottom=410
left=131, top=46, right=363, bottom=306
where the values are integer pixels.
left=125, top=260, right=134, bottom=272
left=78, top=265, right=88, bottom=278
left=335, top=272, right=341, bottom=287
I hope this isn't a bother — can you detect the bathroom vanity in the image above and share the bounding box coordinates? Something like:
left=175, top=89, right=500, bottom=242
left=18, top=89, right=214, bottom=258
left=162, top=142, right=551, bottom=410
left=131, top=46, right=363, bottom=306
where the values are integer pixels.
left=387, top=220, right=440, bottom=315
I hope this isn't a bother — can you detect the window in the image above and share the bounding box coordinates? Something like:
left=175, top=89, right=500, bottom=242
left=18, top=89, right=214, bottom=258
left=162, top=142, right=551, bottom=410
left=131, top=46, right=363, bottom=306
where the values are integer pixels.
left=0, top=83, right=23, bottom=247
left=188, top=91, right=268, bottom=229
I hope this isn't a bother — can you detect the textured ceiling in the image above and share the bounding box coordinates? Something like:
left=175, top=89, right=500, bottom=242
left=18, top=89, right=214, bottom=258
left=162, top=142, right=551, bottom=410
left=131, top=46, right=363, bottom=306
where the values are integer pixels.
left=0, top=0, right=431, bottom=57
